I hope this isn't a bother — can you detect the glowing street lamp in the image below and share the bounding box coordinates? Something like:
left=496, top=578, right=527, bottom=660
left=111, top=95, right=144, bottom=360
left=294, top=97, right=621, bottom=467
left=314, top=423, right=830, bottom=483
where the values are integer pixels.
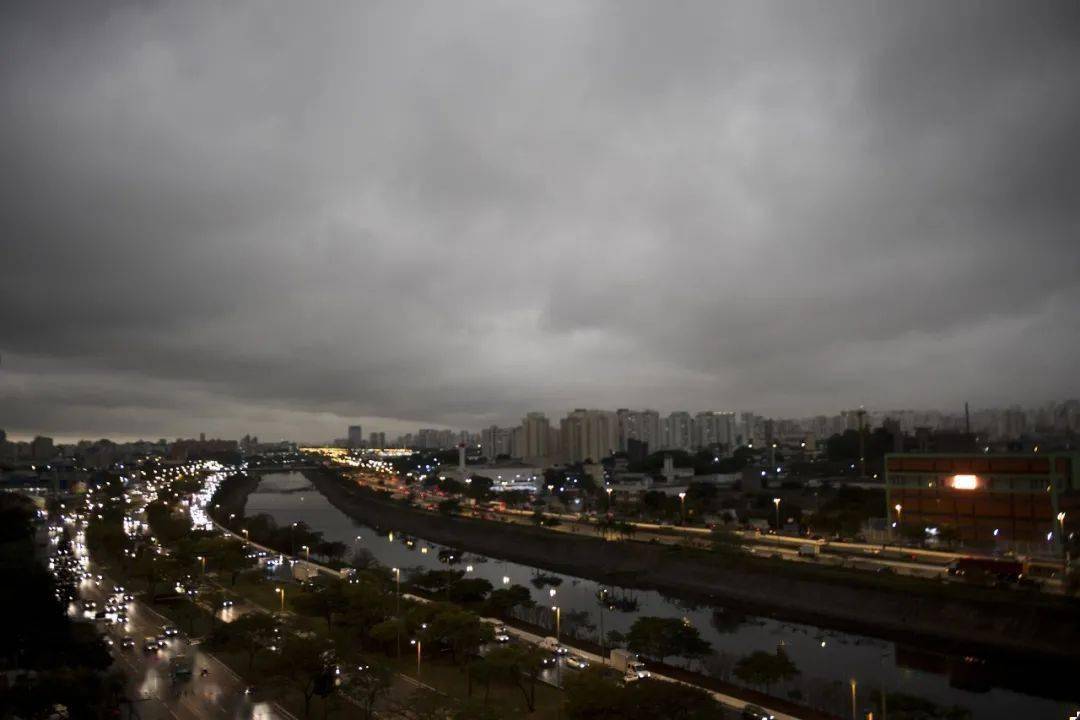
left=773, top=497, right=781, bottom=529
left=275, top=587, right=285, bottom=612
left=410, top=638, right=422, bottom=676
left=678, top=491, right=687, bottom=520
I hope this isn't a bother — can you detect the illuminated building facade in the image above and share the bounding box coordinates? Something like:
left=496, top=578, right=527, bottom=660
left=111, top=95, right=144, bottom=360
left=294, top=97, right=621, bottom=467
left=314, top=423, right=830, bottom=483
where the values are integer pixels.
left=884, top=453, right=1079, bottom=547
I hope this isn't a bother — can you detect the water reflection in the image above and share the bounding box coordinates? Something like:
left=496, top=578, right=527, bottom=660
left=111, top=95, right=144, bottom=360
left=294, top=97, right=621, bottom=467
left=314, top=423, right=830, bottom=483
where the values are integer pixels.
left=245, top=472, right=1074, bottom=720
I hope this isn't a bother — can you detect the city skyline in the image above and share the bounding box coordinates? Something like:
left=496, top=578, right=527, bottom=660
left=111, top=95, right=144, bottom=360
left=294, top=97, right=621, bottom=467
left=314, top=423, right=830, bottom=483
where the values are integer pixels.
left=5, top=398, right=1077, bottom=447
left=2, top=2, right=1079, bottom=444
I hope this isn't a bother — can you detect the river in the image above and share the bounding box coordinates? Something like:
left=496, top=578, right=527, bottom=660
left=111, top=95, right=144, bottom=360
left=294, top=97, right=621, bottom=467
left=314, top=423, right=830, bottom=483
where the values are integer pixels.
left=244, top=471, right=1074, bottom=720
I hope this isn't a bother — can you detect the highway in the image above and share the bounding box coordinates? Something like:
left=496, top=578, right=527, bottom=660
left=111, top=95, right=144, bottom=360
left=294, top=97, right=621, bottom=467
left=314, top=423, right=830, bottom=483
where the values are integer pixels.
left=58, top=531, right=295, bottom=720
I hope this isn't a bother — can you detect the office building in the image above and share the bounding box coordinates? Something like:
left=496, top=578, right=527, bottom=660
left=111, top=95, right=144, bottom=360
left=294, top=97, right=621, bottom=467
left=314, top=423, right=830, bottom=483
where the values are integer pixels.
left=885, top=452, right=1078, bottom=547
left=347, top=425, right=364, bottom=448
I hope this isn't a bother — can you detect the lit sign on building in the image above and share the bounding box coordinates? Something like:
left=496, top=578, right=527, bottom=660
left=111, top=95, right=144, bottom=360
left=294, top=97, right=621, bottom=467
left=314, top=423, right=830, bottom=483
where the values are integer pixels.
left=949, top=474, right=979, bottom=490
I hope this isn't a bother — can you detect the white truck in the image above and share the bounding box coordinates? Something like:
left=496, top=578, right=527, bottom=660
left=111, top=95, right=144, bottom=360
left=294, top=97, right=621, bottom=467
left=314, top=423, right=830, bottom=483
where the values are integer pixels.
left=610, top=649, right=650, bottom=682
left=539, top=637, right=567, bottom=654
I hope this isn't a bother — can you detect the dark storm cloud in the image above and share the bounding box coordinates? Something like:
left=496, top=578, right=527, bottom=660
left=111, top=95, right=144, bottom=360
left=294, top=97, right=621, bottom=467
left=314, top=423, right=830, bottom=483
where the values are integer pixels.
left=1, top=0, right=1078, bottom=441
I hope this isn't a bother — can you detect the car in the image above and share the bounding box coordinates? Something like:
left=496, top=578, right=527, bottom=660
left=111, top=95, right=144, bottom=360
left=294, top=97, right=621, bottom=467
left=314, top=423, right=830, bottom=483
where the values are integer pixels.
left=624, top=661, right=650, bottom=682
left=103, top=636, right=115, bottom=647
left=493, top=625, right=511, bottom=643
left=541, top=654, right=558, bottom=667
left=121, top=636, right=136, bottom=650
left=123, top=593, right=135, bottom=602
left=162, top=625, right=179, bottom=637
left=113, top=584, right=124, bottom=593
left=143, top=637, right=160, bottom=652
left=565, top=655, right=589, bottom=669
left=221, top=599, right=235, bottom=608
left=741, top=704, right=775, bottom=720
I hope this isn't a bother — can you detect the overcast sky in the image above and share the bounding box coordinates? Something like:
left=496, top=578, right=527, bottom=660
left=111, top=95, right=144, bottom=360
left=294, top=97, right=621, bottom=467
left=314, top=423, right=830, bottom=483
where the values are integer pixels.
left=2, top=1, right=1079, bottom=442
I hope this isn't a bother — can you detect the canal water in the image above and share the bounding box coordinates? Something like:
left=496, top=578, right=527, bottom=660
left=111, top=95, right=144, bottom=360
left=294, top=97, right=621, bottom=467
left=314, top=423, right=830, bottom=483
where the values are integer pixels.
left=244, top=472, right=1074, bottom=720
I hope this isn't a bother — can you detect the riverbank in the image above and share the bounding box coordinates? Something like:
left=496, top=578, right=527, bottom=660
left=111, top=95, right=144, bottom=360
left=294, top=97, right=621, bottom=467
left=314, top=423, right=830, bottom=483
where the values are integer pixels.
left=297, top=468, right=1080, bottom=664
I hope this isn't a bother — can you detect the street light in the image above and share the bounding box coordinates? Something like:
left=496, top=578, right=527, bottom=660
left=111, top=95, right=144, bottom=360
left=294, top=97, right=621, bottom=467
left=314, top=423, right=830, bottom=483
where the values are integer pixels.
left=242, top=528, right=250, bottom=542
left=850, top=678, right=858, bottom=720
left=552, top=605, right=561, bottom=641
left=275, top=587, right=285, bottom=612
left=410, top=638, right=422, bottom=676
left=197, top=555, right=206, bottom=575
left=678, top=492, right=687, bottom=521
left=410, top=623, right=427, bottom=677
left=773, top=497, right=781, bottom=530
left=302, top=544, right=310, bottom=561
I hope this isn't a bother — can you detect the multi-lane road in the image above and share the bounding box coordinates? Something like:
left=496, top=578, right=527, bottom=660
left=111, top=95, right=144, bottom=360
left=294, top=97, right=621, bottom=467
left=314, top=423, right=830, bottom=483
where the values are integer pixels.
left=58, top=538, right=293, bottom=720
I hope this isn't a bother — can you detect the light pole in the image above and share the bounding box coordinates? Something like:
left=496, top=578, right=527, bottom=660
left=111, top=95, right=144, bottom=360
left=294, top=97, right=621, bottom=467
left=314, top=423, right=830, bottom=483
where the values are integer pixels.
left=242, top=528, right=250, bottom=542
left=393, top=567, right=401, bottom=658
left=850, top=678, right=857, bottom=720
left=275, top=587, right=284, bottom=612
left=605, top=486, right=613, bottom=512
left=411, top=638, right=421, bottom=677
left=302, top=544, right=310, bottom=561
left=894, top=504, right=902, bottom=541
left=678, top=492, right=687, bottom=522
left=1058, top=512, right=1067, bottom=556
left=773, top=497, right=781, bottom=530
left=197, top=555, right=206, bottom=575
left=552, top=604, right=560, bottom=641
left=597, top=587, right=609, bottom=662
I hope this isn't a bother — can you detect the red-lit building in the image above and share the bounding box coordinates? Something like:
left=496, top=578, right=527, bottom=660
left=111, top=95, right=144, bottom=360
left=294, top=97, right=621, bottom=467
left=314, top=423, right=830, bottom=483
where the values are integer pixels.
left=884, top=453, right=1079, bottom=548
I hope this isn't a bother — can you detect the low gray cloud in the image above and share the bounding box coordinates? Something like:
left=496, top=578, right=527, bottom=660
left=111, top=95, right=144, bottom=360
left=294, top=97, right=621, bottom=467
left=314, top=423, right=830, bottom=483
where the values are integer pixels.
left=1, top=1, right=1078, bottom=441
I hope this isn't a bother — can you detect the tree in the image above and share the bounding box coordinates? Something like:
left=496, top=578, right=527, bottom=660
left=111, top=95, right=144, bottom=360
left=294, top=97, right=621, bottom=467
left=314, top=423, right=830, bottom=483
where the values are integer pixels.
left=564, top=667, right=626, bottom=720
left=316, top=540, right=348, bottom=562
left=484, top=644, right=548, bottom=712
left=369, top=617, right=407, bottom=655
left=292, top=582, right=350, bottom=632
left=267, top=636, right=333, bottom=717
left=627, top=679, right=724, bottom=720
left=210, top=612, right=278, bottom=670
left=447, top=577, right=493, bottom=604
left=464, top=475, right=494, bottom=501
left=483, top=584, right=535, bottom=617
left=733, top=648, right=799, bottom=694
left=421, top=605, right=493, bottom=664
left=626, top=617, right=711, bottom=666
left=564, top=669, right=723, bottom=720
left=348, top=661, right=393, bottom=720
left=194, top=536, right=255, bottom=585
